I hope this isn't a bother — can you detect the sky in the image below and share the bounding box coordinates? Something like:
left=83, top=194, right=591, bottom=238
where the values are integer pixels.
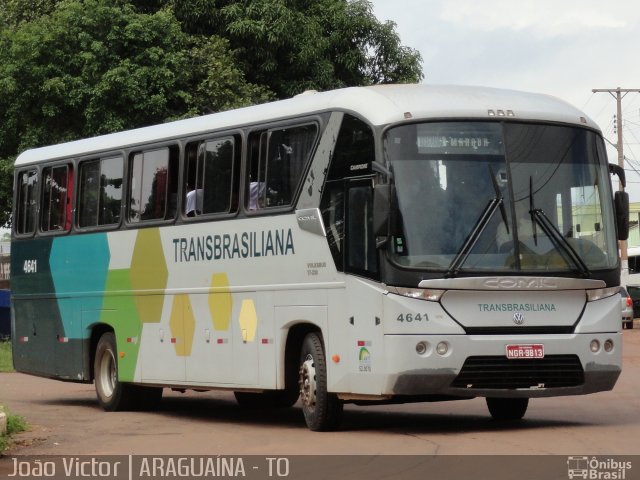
left=370, top=0, right=640, bottom=200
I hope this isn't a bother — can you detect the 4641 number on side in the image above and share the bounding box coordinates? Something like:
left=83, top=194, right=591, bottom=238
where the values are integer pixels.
left=23, top=259, right=37, bottom=274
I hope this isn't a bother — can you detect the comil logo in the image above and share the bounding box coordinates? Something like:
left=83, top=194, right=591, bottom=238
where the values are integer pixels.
left=483, top=277, right=559, bottom=289
left=567, top=456, right=632, bottom=479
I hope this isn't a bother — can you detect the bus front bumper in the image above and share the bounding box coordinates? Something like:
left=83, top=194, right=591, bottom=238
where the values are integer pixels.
left=380, top=333, right=621, bottom=398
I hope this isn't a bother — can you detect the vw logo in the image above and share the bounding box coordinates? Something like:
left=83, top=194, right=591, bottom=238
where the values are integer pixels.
left=513, top=312, right=525, bottom=325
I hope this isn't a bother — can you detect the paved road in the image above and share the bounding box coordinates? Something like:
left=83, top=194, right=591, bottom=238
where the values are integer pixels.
left=1, top=328, right=639, bottom=457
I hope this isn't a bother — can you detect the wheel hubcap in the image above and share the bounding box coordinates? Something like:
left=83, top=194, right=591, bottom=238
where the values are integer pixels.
left=98, top=349, right=116, bottom=399
left=299, top=355, right=316, bottom=410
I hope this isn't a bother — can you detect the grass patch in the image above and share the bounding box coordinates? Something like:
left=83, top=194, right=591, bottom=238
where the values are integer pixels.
left=0, top=340, right=13, bottom=372
left=0, top=408, right=27, bottom=453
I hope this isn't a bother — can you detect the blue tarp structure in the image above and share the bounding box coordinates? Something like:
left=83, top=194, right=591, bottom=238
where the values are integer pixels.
left=0, top=290, right=10, bottom=338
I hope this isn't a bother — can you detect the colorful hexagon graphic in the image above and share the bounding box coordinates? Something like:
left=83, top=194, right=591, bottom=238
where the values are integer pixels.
left=130, top=228, right=168, bottom=323
left=101, top=268, right=141, bottom=382
left=49, top=234, right=111, bottom=337
left=209, top=273, right=232, bottom=331
left=169, top=294, right=195, bottom=357
left=238, top=299, right=258, bottom=343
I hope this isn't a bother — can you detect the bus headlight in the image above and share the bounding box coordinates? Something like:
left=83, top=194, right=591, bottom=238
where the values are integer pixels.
left=586, top=287, right=619, bottom=302
left=387, top=287, right=444, bottom=302
left=590, top=339, right=601, bottom=353
left=436, top=341, right=449, bottom=356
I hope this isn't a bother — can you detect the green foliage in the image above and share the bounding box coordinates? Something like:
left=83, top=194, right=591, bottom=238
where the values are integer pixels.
left=7, top=412, right=27, bottom=435
left=0, top=160, right=13, bottom=228
left=0, top=406, right=28, bottom=454
left=168, top=0, right=423, bottom=97
left=188, top=35, right=274, bottom=115
left=0, top=0, right=275, bottom=225
left=0, top=0, right=59, bottom=27
left=2, top=0, right=193, bottom=152
left=0, top=0, right=424, bottom=226
left=0, top=341, right=13, bottom=372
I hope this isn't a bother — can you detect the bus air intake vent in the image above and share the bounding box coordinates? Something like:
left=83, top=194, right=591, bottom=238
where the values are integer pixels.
left=451, top=355, right=584, bottom=389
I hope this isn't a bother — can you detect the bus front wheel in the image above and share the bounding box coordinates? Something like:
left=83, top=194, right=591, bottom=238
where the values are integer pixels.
left=94, top=332, right=162, bottom=411
left=298, top=332, right=343, bottom=431
left=486, top=397, right=529, bottom=421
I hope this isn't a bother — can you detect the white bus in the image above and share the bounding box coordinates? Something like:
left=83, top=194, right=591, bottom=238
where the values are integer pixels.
left=11, top=84, right=629, bottom=430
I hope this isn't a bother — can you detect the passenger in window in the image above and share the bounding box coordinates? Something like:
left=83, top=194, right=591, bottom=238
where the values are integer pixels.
left=248, top=177, right=266, bottom=210
left=185, top=183, right=203, bottom=217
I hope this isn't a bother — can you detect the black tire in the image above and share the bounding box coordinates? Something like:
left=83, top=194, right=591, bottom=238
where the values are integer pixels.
left=298, top=332, right=343, bottom=431
left=94, top=332, right=162, bottom=411
left=234, top=389, right=299, bottom=409
left=486, top=397, right=529, bottom=421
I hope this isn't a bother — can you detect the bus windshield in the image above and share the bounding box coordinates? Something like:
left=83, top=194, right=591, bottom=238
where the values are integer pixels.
left=385, top=121, right=618, bottom=273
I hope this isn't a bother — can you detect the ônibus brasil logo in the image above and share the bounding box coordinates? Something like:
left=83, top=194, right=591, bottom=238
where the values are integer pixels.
left=567, top=456, right=632, bottom=479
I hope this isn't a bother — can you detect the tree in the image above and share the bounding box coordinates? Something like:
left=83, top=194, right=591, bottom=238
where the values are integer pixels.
left=167, top=0, right=423, bottom=97
left=0, top=0, right=271, bottom=226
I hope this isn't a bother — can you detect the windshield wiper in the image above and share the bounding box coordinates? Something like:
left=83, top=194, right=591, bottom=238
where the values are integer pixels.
left=528, top=176, right=590, bottom=277
left=491, top=165, right=510, bottom=235
left=446, top=166, right=508, bottom=278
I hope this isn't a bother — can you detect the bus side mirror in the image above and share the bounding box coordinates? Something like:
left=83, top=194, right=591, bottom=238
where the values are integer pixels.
left=610, top=163, right=626, bottom=188
left=615, top=190, right=629, bottom=241
left=373, top=184, right=399, bottom=238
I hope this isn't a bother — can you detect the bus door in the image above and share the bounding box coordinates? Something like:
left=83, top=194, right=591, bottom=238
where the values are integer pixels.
left=344, top=179, right=384, bottom=395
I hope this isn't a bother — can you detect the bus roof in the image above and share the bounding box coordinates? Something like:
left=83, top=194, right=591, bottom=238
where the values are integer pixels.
left=15, top=84, right=598, bottom=166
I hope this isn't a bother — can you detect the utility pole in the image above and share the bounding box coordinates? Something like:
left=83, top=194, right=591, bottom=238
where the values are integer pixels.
left=592, top=87, right=640, bottom=284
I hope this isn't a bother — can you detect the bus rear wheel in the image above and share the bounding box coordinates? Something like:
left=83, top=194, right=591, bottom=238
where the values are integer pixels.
left=486, top=397, right=529, bottom=421
left=298, top=332, right=343, bottom=431
left=94, top=332, right=162, bottom=411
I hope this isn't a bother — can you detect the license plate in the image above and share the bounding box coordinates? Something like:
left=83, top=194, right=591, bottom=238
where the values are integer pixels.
left=506, top=344, right=544, bottom=359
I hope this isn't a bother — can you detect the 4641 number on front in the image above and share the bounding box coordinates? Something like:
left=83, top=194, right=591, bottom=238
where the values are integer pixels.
left=397, top=313, right=429, bottom=323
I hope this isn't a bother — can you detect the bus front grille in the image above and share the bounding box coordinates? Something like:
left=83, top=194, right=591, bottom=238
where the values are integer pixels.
left=451, top=355, right=584, bottom=389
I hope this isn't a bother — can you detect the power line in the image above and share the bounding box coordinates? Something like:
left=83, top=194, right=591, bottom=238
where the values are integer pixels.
left=593, top=89, right=640, bottom=170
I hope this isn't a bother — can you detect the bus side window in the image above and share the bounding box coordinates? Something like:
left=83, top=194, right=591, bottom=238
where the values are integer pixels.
left=15, top=169, right=39, bottom=235
left=78, top=156, right=123, bottom=228
left=346, top=182, right=378, bottom=277
left=246, top=124, right=318, bottom=211
left=327, top=114, right=375, bottom=180
left=41, top=164, right=72, bottom=233
left=129, top=146, right=178, bottom=223
left=184, top=135, right=240, bottom=217
left=320, top=182, right=345, bottom=271
left=320, top=114, right=376, bottom=273
left=246, top=132, right=268, bottom=210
